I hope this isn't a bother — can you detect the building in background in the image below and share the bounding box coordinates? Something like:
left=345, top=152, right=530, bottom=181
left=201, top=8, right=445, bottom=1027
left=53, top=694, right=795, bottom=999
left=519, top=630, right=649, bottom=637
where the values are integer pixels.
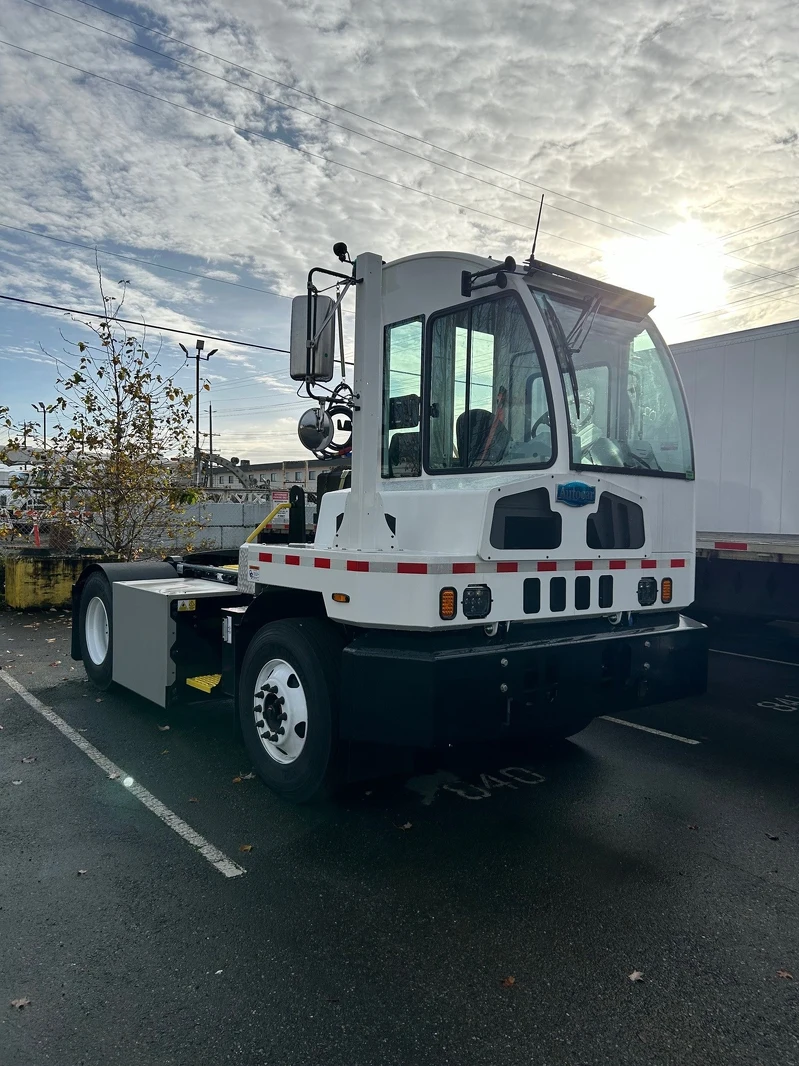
left=209, top=457, right=349, bottom=492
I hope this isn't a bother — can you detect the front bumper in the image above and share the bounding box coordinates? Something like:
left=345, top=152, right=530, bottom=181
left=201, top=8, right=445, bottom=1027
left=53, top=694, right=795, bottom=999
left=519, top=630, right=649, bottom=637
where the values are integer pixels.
left=340, top=613, right=707, bottom=746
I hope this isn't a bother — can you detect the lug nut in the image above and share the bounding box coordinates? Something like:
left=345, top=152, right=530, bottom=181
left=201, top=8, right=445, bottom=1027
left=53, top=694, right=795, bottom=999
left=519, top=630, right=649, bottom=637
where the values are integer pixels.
left=500, top=683, right=508, bottom=694
left=500, top=658, right=509, bottom=667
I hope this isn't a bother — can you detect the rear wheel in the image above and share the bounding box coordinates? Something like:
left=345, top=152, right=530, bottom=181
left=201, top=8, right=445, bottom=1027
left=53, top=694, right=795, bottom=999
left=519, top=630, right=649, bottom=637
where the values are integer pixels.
left=535, top=710, right=597, bottom=741
left=78, top=572, right=113, bottom=689
left=239, top=618, right=344, bottom=803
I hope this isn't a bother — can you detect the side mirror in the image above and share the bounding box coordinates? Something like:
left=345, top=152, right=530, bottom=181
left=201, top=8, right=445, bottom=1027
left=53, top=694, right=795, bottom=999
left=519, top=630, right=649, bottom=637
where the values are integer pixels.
left=290, top=294, right=336, bottom=382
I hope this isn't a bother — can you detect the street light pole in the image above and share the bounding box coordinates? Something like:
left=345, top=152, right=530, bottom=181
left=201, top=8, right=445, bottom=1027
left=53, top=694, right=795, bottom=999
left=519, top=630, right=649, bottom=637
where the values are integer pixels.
left=31, top=402, right=48, bottom=455
left=208, top=403, right=213, bottom=488
left=179, top=339, right=218, bottom=488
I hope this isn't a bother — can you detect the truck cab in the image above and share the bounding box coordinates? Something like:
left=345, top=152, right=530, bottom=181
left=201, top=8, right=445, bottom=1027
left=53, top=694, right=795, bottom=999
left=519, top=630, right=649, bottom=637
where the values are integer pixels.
left=73, top=246, right=707, bottom=802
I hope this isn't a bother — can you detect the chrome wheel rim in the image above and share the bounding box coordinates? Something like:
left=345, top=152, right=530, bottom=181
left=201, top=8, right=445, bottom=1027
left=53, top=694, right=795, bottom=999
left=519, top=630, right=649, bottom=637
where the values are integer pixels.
left=253, top=658, right=308, bottom=765
left=85, top=596, right=109, bottom=666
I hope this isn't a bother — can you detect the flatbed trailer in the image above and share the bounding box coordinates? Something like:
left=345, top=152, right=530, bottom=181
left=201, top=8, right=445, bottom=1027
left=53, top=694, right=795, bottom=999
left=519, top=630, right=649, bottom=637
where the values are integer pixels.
left=72, top=245, right=707, bottom=801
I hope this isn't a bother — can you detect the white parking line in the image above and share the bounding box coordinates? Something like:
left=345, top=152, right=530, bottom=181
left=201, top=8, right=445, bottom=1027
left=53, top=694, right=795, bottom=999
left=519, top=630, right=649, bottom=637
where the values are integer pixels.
left=0, top=671, right=246, bottom=879
left=599, top=715, right=701, bottom=745
left=710, top=649, right=799, bottom=668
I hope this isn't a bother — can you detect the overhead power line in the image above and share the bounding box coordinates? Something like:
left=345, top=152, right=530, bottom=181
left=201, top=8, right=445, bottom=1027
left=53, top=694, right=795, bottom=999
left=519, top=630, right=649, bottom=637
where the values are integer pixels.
left=0, top=38, right=605, bottom=258
left=62, top=0, right=664, bottom=237
left=0, top=293, right=289, bottom=352
left=21, top=0, right=647, bottom=243
left=0, top=220, right=290, bottom=299
left=45, top=0, right=799, bottom=284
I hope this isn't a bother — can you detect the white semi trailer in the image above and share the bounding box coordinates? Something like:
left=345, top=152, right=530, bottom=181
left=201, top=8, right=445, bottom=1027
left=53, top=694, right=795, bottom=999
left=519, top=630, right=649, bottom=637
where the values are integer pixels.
left=672, top=317, right=799, bottom=621
left=71, top=245, right=707, bottom=801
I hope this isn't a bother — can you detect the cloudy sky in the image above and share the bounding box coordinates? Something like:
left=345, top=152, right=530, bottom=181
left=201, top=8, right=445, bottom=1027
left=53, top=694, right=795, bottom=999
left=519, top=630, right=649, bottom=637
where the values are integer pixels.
left=1, top=0, right=798, bottom=461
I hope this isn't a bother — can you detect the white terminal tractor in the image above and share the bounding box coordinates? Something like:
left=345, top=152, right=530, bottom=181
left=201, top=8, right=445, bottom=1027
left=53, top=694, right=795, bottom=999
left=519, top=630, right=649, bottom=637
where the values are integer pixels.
left=72, top=244, right=708, bottom=801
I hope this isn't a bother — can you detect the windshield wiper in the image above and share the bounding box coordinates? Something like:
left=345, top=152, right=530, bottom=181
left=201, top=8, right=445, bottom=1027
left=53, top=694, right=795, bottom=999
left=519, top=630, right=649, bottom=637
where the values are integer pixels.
left=540, top=296, right=581, bottom=419
left=565, top=295, right=602, bottom=354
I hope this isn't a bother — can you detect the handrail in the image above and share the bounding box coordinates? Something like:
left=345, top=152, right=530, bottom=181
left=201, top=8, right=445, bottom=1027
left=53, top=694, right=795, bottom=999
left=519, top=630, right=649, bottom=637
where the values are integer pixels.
left=244, top=502, right=290, bottom=544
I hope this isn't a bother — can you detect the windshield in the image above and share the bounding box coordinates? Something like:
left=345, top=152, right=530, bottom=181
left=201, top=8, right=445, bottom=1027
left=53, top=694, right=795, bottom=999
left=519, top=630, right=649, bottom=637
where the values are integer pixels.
left=530, top=288, right=694, bottom=477
left=426, top=293, right=554, bottom=473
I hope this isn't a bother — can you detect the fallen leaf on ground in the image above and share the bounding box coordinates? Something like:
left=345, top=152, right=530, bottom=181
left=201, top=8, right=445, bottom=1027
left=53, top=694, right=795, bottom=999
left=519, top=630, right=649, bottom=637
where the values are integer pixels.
left=766, top=833, right=780, bottom=841
left=396, top=821, right=413, bottom=830
left=95, top=698, right=103, bottom=703
left=77, top=869, right=88, bottom=876
left=777, top=970, right=793, bottom=979
left=188, top=797, right=199, bottom=803
left=500, top=976, right=516, bottom=988
left=10, top=998, right=31, bottom=1009
left=629, top=970, right=645, bottom=982
left=12, top=780, right=22, bottom=786
left=21, top=756, right=36, bottom=764
left=49, top=661, right=61, bottom=667
left=215, top=969, right=223, bottom=975
left=45, top=638, right=56, bottom=643
left=232, top=776, right=242, bottom=784
left=239, top=844, right=253, bottom=853
left=157, top=725, right=170, bottom=731
left=688, top=824, right=699, bottom=831
left=107, top=772, right=119, bottom=780
left=240, top=772, right=255, bottom=780
left=160, top=749, right=169, bottom=755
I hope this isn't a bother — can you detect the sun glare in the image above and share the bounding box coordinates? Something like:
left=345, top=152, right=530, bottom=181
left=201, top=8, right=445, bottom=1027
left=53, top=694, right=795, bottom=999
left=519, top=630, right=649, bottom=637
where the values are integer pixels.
left=601, top=222, right=728, bottom=342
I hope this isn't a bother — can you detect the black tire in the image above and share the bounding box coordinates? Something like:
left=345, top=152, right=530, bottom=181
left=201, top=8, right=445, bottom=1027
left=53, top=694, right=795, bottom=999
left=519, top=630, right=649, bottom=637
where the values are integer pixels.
left=239, top=618, right=345, bottom=803
left=78, top=572, right=114, bottom=690
left=532, top=709, right=597, bottom=742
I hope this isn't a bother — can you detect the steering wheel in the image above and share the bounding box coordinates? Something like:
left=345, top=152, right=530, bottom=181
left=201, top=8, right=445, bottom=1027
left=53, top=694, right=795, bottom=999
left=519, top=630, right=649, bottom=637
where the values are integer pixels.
left=531, top=410, right=551, bottom=437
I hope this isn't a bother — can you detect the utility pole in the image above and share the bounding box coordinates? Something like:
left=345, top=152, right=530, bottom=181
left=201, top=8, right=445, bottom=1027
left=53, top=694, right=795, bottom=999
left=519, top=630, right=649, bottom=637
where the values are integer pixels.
left=208, top=404, right=213, bottom=488
left=179, top=339, right=217, bottom=487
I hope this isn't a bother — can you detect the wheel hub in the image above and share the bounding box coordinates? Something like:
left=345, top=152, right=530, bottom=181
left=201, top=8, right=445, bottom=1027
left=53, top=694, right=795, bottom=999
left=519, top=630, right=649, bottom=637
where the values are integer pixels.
left=252, top=659, right=308, bottom=765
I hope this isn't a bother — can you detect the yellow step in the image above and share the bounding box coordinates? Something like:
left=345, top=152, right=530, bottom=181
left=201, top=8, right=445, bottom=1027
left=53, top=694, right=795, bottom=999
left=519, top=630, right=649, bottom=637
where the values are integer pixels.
left=186, top=673, right=222, bottom=693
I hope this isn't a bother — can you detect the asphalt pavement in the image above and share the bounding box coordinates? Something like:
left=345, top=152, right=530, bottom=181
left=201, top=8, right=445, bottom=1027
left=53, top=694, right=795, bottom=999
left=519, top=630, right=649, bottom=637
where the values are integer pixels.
left=1, top=607, right=798, bottom=1066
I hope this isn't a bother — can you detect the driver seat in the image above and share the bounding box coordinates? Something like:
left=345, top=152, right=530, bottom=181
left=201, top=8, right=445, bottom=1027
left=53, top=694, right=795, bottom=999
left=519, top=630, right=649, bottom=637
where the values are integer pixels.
left=456, top=409, right=509, bottom=466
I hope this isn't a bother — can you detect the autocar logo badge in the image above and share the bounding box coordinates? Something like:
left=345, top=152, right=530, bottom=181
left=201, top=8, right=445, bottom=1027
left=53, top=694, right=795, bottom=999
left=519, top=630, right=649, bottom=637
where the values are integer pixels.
left=556, top=481, right=596, bottom=507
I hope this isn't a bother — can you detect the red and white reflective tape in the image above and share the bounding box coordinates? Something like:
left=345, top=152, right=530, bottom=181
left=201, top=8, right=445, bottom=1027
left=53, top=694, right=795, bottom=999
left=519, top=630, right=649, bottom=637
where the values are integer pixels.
left=255, top=551, right=687, bottom=575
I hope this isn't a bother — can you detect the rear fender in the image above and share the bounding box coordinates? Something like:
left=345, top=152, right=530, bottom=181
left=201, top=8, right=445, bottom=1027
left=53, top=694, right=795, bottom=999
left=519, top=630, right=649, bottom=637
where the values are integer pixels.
left=70, top=560, right=177, bottom=660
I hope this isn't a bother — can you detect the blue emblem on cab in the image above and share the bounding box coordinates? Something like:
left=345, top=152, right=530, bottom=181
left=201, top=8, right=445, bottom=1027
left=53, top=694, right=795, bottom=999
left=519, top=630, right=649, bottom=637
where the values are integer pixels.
left=557, top=482, right=596, bottom=507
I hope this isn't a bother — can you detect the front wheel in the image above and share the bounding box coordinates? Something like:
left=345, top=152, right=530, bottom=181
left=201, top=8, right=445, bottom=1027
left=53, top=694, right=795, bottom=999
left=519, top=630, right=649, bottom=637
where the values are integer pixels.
left=78, top=572, right=114, bottom=690
left=239, top=618, right=344, bottom=803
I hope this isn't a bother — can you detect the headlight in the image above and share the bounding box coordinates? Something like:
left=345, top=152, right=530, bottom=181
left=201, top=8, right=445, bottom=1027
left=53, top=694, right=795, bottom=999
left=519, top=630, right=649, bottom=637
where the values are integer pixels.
left=637, top=577, right=658, bottom=606
left=462, top=584, right=492, bottom=619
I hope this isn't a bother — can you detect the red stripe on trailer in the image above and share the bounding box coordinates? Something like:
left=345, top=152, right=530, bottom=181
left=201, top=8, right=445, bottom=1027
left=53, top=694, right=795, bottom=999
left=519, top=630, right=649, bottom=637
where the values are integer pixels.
left=347, top=560, right=370, bottom=572
left=398, top=562, right=428, bottom=574
left=285, top=555, right=301, bottom=566
left=671, top=558, right=686, bottom=568
left=609, top=560, right=626, bottom=570
left=715, top=541, right=747, bottom=551
left=641, top=559, right=657, bottom=569
left=258, top=552, right=272, bottom=563
left=452, top=562, right=476, bottom=574
left=497, top=562, right=518, bottom=573
left=537, top=561, right=557, bottom=572
left=575, top=560, right=593, bottom=570
left=314, top=558, right=331, bottom=569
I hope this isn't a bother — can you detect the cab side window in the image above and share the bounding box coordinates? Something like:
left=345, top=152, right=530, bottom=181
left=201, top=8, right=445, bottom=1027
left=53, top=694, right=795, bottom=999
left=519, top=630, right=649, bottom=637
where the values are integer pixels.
left=382, top=317, right=423, bottom=478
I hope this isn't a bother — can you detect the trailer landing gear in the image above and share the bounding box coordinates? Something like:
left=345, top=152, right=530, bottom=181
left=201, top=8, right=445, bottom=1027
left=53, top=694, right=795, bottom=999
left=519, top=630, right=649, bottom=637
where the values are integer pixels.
left=239, top=618, right=344, bottom=803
